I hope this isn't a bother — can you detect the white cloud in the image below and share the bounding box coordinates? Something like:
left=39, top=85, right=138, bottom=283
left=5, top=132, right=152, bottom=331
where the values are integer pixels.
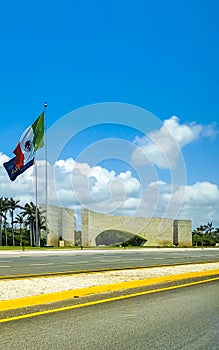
left=53, top=158, right=219, bottom=228
left=182, top=182, right=219, bottom=204
left=163, top=116, right=202, bottom=147
left=201, top=122, right=218, bottom=137
left=149, top=180, right=166, bottom=187
left=54, top=158, right=141, bottom=213
left=0, top=152, right=35, bottom=204
left=173, top=182, right=219, bottom=228
left=132, top=116, right=216, bottom=169
left=1, top=151, right=219, bottom=230
left=134, top=181, right=219, bottom=228
left=0, top=152, right=10, bottom=164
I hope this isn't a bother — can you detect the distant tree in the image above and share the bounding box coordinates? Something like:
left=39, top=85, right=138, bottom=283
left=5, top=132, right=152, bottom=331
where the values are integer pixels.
left=196, top=225, right=207, bottom=247
left=21, top=203, right=46, bottom=246
left=37, top=206, right=46, bottom=246
left=205, top=222, right=214, bottom=239
left=21, top=202, right=36, bottom=246
left=212, top=227, right=219, bottom=244
left=2, top=197, right=10, bottom=246
left=14, top=214, right=25, bottom=246
left=193, top=222, right=219, bottom=247
left=192, top=229, right=200, bottom=247
left=8, top=198, right=22, bottom=246
left=75, top=230, right=82, bottom=245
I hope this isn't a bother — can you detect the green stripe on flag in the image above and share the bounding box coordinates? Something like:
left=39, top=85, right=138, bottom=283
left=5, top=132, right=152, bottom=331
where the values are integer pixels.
left=32, top=112, right=44, bottom=151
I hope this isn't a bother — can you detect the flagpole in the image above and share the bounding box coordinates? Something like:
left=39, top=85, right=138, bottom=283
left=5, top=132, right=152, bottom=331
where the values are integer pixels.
left=35, top=105, right=47, bottom=247
left=44, top=102, right=48, bottom=243
left=35, top=158, right=38, bottom=246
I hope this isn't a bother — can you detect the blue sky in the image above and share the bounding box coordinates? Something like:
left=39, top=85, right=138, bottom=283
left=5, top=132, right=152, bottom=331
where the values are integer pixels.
left=0, top=0, right=218, bottom=229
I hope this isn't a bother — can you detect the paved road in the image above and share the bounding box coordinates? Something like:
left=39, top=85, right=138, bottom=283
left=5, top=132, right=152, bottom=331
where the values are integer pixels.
left=1, top=279, right=218, bottom=349
left=0, top=248, right=219, bottom=277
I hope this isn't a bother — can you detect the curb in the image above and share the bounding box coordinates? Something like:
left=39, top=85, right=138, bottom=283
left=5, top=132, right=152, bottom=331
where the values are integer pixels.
left=1, top=268, right=219, bottom=312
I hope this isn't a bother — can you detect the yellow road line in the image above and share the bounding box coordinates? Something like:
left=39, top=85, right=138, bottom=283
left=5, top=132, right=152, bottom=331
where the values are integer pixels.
left=0, top=269, right=219, bottom=312
left=1, top=276, right=219, bottom=323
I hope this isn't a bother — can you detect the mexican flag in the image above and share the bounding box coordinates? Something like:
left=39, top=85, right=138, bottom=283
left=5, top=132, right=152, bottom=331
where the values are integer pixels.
left=3, top=112, right=44, bottom=181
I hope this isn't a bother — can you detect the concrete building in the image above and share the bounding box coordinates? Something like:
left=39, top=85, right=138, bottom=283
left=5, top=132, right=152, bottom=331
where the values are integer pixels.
left=41, top=205, right=75, bottom=247
left=81, top=209, right=192, bottom=247
left=41, top=205, right=192, bottom=247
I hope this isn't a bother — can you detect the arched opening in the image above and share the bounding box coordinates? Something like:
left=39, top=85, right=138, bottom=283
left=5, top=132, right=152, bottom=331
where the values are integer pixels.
left=95, top=230, right=147, bottom=247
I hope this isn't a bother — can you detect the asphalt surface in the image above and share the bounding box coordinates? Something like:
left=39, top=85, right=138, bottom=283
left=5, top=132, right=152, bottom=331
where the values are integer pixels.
left=1, top=279, right=218, bottom=350
left=0, top=248, right=219, bottom=277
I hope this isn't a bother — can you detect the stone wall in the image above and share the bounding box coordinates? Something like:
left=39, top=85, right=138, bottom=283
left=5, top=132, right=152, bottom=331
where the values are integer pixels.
left=173, top=220, right=192, bottom=247
left=41, top=205, right=192, bottom=247
left=81, top=209, right=192, bottom=247
left=41, top=205, right=75, bottom=246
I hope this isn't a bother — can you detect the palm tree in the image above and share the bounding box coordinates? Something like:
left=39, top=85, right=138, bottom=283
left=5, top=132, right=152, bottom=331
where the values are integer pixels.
left=2, top=197, right=10, bottom=246
left=213, top=227, right=219, bottom=244
left=21, top=202, right=36, bottom=246
left=192, top=229, right=199, bottom=247
left=8, top=198, right=22, bottom=246
left=14, top=214, right=25, bottom=246
left=21, top=203, right=46, bottom=246
left=197, top=225, right=207, bottom=247
left=205, top=222, right=214, bottom=237
left=37, top=207, right=46, bottom=246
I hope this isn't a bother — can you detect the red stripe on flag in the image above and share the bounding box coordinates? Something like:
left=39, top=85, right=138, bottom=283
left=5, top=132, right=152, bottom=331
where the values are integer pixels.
left=13, top=142, right=24, bottom=170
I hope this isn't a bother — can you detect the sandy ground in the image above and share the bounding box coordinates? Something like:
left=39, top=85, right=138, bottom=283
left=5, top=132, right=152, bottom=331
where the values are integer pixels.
left=1, top=262, right=219, bottom=301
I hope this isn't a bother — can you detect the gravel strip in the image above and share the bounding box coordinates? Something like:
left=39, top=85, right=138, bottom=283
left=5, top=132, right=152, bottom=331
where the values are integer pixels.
left=0, top=262, right=219, bottom=301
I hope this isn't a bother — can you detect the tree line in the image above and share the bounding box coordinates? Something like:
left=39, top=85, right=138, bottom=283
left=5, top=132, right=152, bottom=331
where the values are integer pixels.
left=0, top=197, right=46, bottom=247
left=192, top=222, right=219, bottom=247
